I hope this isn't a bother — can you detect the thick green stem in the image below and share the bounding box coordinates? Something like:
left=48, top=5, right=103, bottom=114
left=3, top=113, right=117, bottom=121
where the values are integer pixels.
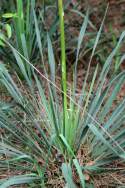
left=58, top=0, right=67, bottom=135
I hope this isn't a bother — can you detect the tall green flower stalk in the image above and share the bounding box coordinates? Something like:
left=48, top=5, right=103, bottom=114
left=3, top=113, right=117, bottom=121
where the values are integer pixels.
left=58, top=0, right=67, bottom=136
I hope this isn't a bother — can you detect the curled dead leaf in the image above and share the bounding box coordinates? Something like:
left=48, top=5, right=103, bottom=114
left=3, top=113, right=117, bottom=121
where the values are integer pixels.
left=86, top=161, right=95, bottom=166
left=84, top=173, right=90, bottom=181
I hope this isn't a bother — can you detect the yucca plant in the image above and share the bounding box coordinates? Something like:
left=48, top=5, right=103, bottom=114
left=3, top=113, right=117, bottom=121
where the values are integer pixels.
left=0, top=1, right=125, bottom=187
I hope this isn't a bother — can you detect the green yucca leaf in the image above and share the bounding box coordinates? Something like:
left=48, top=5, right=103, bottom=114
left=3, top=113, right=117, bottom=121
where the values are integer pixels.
left=0, top=174, right=39, bottom=188
left=82, top=64, right=98, bottom=117
left=60, top=134, right=75, bottom=157
left=73, top=159, right=85, bottom=188
left=47, top=33, right=55, bottom=83
left=75, top=9, right=89, bottom=74
left=62, top=163, right=76, bottom=188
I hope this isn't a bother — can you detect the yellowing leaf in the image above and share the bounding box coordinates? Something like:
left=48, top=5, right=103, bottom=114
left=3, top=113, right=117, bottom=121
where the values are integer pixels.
left=5, top=24, right=12, bottom=38
left=2, top=13, right=17, bottom=18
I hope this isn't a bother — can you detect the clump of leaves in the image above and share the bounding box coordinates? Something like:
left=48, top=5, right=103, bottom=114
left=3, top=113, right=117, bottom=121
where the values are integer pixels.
left=0, top=1, right=125, bottom=187
left=0, top=0, right=71, bottom=76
